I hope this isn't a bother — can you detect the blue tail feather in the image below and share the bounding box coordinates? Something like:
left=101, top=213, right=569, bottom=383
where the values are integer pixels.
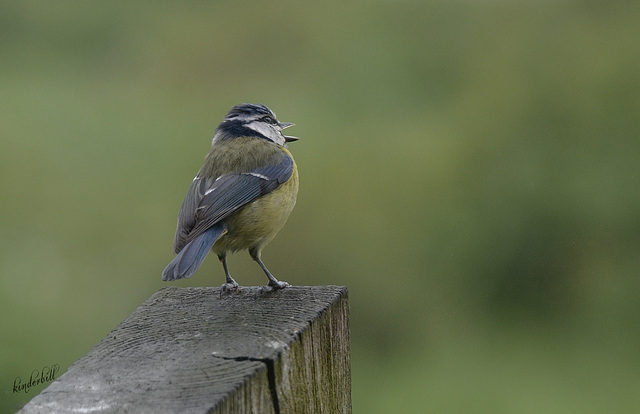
left=162, top=225, right=224, bottom=281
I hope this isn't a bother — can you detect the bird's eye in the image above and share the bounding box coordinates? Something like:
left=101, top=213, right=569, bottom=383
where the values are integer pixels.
left=262, top=116, right=277, bottom=124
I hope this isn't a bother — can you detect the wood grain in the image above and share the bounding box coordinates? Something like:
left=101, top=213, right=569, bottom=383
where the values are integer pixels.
left=19, top=286, right=350, bottom=414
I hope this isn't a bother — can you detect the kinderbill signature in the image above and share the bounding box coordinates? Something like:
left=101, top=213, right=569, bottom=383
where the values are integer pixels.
left=13, top=363, right=60, bottom=393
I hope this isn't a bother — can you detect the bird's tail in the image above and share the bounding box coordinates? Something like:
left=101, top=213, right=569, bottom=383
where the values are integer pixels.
left=162, top=225, right=225, bottom=281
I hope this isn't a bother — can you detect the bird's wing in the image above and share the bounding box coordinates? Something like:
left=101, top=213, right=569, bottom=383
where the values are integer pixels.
left=172, top=153, right=294, bottom=253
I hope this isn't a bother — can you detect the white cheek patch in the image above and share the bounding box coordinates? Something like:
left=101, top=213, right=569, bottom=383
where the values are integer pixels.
left=247, top=121, right=271, bottom=137
left=246, top=121, right=285, bottom=145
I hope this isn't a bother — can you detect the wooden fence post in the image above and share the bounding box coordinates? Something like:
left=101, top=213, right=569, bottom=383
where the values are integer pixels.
left=19, top=286, right=351, bottom=414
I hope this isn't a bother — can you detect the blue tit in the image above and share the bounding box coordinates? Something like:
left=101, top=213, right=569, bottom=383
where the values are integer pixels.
left=162, top=103, right=299, bottom=292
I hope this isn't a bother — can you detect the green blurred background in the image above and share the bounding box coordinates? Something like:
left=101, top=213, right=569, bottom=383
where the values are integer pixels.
left=2, top=0, right=639, bottom=412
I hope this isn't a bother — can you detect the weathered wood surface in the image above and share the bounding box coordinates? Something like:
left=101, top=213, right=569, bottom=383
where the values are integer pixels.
left=19, top=286, right=350, bottom=414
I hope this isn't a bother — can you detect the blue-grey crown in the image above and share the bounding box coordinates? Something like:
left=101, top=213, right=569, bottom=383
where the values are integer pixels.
left=224, top=103, right=275, bottom=121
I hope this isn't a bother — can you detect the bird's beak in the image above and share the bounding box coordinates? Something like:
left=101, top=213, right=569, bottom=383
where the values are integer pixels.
left=280, top=122, right=299, bottom=142
left=280, top=122, right=295, bottom=129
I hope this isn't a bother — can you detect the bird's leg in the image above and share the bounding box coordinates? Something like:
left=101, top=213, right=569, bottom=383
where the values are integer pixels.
left=218, top=253, right=240, bottom=293
left=250, top=248, right=290, bottom=293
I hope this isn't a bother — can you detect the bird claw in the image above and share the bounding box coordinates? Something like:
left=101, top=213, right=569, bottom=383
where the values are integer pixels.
left=258, top=281, right=290, bottom=294
left=220, top=282, right=241, bottom=297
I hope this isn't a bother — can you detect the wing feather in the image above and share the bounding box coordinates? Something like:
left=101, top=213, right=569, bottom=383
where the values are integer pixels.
left=172, top=154, right=293, bottom=253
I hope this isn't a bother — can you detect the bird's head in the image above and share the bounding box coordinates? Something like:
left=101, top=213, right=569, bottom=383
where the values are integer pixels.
left=214, top=103, right=298, bottom=146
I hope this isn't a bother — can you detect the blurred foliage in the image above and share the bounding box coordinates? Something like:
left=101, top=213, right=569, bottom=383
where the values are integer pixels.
left=1, top=0, right=639, bottom=412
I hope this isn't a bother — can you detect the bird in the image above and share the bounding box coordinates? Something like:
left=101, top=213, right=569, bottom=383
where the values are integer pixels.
left=162, top=103, right=299, bottom=292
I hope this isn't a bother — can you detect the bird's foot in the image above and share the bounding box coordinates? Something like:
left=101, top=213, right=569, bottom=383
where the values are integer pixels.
left=220, top=282, right=241, bottom=296
left=258, top=280, right=290, bottom=294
